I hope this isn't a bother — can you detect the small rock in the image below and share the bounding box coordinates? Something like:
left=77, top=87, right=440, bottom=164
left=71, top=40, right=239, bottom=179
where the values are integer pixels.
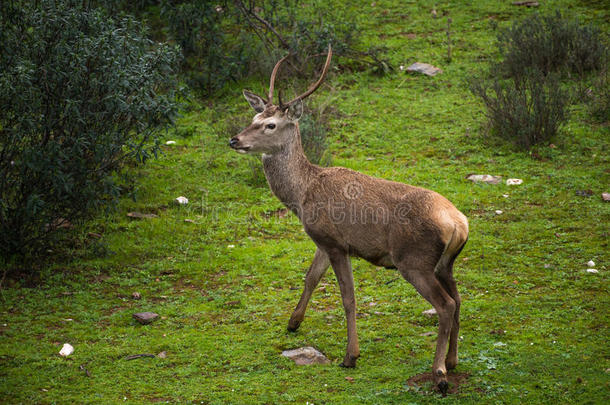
left=165, top=140, right=176, bottom=145
left=127, top=212, right=158, bottom=219
left=366, top=157, right=375, bottom=161
left=345, top=376, right=354, bottom=382
left=406, top=62, right=442, bottom=76
left=281, top=347, right=330, bottom=365
left=587, top=260, right=595, bottom=267
left=466, top=174, right=502, bottom=184
left=576, top=189, right=593, bottom=197
left=586, top=269, right=599, bottom=274
left=59, top=343, right=74, bottom=357
left=133, top=312, right=159, bottom=325
left=544, top=264, right=551, bottom=269
left=228, top=244, right=235, bottom=248
left=502, top=194, right=509, bottom=198
left=132, top=292, right=141, bottom=300
left=157, top=351, right=167, bottom=359
left=602, top=192, right=610, bottom=202
left=422, top=308, right=437, bottom=317
left=506, top=178, right=523, bottom=185
left=175, top=196, right=188, bottom=205
left=495, top=210, right=503, bottom=215
left=184, top=219, right=195, bottom=223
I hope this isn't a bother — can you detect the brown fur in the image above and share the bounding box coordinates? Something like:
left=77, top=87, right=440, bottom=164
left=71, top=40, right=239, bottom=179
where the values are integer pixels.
left=231, top=61, right=469, bottom=395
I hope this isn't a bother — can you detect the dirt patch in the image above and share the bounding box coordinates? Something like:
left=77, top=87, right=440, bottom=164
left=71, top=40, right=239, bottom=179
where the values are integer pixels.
left=407, top=371, right=470, bottom=395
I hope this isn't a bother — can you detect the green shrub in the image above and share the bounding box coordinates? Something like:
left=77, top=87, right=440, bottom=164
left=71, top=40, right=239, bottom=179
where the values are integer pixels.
left=0, top=1, right=180, bottom=259
left=497, top=11, right=607, bottom=79
left=470, top=69, right=567, bottom=149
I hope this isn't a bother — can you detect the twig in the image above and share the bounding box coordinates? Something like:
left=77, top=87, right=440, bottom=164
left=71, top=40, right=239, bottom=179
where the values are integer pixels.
left=385, top=277, right=401, bottom=285
left=79, top=364, right=91, bottom=377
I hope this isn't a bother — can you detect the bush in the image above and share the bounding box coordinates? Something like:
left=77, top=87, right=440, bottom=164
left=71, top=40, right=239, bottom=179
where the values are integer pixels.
left=497, top=11, right=607, bottom=79
left=470, top=69, right=567, bottom=149
left=0, top=1, right=180, bottom=259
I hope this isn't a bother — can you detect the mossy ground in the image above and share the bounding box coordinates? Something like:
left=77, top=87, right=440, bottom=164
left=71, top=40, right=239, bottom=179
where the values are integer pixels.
left=1, top=1, right=609, bottom=403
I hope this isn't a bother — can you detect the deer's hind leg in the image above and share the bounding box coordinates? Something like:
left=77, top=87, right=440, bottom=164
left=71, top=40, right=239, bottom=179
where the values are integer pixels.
left=288, top=248, right=330, bottom=332
left=395, top=254, right=456, bottom=396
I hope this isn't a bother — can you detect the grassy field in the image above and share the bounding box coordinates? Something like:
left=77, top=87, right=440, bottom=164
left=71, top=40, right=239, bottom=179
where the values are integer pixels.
left=1, top=0, right=609, bottom=403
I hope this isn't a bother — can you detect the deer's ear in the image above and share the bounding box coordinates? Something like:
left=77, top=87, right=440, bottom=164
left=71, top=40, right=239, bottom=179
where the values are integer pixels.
left=243, top=90, right=266, bottom=113
left=286, top=98, right=303, bottom=121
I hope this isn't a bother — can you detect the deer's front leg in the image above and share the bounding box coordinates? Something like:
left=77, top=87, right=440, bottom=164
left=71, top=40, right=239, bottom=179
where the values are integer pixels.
left=328, top=250, right=359, bottom=367
left=288, top=248, right=330, bottom=332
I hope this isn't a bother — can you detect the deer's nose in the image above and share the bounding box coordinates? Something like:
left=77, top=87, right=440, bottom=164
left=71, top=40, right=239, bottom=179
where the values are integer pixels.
left=229, top=137, right=239, bottom=148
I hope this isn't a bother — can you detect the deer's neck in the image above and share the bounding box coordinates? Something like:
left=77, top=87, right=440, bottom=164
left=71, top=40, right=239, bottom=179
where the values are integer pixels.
left=262, top=124, right=318, bottom=214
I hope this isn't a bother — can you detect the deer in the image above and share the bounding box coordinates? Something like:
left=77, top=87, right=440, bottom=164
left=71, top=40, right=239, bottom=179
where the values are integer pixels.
left=229, top=45, right=469, bottom=395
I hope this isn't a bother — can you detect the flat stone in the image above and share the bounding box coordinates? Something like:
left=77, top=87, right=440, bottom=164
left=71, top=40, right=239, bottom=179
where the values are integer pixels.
left=586, top=269, right=599, bottom=274
left=466, top=174, right=502, bottom=184
left=422, top=308, right=437, bottom=317
left=406, top=62, right=442, bottom=76
left=133, top=312, right=159, bottom=325
left=281, top=346, right=330, bottom=365
left=602, top=192, right=610, bottom=202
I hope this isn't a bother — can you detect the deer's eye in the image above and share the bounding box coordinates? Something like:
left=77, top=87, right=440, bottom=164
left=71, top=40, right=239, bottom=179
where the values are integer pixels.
left=266, top=123, right=276, bottom=130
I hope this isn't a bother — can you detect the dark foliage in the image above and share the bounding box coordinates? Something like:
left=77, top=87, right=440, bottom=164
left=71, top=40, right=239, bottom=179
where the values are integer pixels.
left=471, top=11, right=607, bottom=150
left=93, top=0, right=388, bottom=96
left=470, top=70, right=567, bottom=149
left=497, top=11, right=607, bottom=79
left=0, top=1, right=180, bottom=259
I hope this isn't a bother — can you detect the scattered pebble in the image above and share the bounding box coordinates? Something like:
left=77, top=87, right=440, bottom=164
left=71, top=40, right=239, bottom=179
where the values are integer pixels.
left=366, top=157, right=375, bottom=161
left=132, top=312, right=159, bottom=325
left=228, top=244, right=235, bottom=249
left=132, top=292, right=141, bottom=300
left=157, top=351, right=167, bottom=359
left=502, top=194, right=509, bottom=198
left=345, top=376, right=355, bottom=382
left=184, top=219, right=195, bottom=223
left=587, top=260, right=595, bottom=267
left=506, top=178, right=523, bottom=185
left=602, top=192, right=610, bottom=202
left=495, top=210, right=503, bottom=215
left=175, top=196, right=188, bottom=205
left=466, top=174, right=502, bottom=184
left=165, top=140, right=176, bottom=145
left=422, top=308, right=437, bottom=317
left=544, top=264, right=551, bottom=269
left=281, top=347, right=330, bottom=365
left=59, top=343, right=74, bottom=357
left=586, top=269, right=599, bottom=274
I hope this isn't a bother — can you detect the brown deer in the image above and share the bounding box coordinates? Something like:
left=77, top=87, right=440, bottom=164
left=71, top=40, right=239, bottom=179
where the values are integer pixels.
left=229, top=46, right=468, bottom=395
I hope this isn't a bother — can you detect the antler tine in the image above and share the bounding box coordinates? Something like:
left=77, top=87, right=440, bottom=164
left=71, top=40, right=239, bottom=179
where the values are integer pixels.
left=268, top=54, right=290, bottom=105
left=278, top=89, right=285, bottom=110
left=286, top=44, right=332, bottom=105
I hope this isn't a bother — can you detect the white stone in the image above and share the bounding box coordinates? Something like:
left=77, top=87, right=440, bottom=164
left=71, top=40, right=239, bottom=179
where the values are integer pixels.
left=495, top=210, right=503, bottom=215
left=506, top=178, right=523, bottom=185
left=228, top=244, right=235, bottom=248
left=59, top=343, right=74, bottom=357
left=175, top=196, right=188, bottom=205
left=587, top=260, right=595, bottom=267
left=586, top=268, right=599, bottom=274
left=165, top=140, right=176, bottom=145
left=467, top=174, right=502, bottom=184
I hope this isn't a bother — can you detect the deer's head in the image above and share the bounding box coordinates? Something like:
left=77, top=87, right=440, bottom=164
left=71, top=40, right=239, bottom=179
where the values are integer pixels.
left=230, top=46, right=332, bottom=155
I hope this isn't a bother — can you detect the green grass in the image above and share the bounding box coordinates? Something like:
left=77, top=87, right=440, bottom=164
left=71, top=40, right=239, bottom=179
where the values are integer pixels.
left=1, top=0, right=609, bottom=403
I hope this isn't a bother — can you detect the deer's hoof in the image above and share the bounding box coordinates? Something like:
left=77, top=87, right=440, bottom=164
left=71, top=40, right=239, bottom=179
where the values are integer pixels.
left=445, top=357, right=458, bottom=370
left=340, top=354, right=358, bottom=368
left=438, top=381, right=449, bottom=396
left=286, top=320, right=301, bottom=332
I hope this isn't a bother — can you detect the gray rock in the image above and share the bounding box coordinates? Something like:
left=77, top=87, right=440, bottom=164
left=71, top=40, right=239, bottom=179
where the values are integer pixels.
left=133, top=312, right=159, bottom=325
left=281, top=346, right=330, bottom=365
left=466, top=174, right=502, bottom=184
left=422, top=308, right=437, bottom=317
left=406, top=62, right=442, bottom=76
